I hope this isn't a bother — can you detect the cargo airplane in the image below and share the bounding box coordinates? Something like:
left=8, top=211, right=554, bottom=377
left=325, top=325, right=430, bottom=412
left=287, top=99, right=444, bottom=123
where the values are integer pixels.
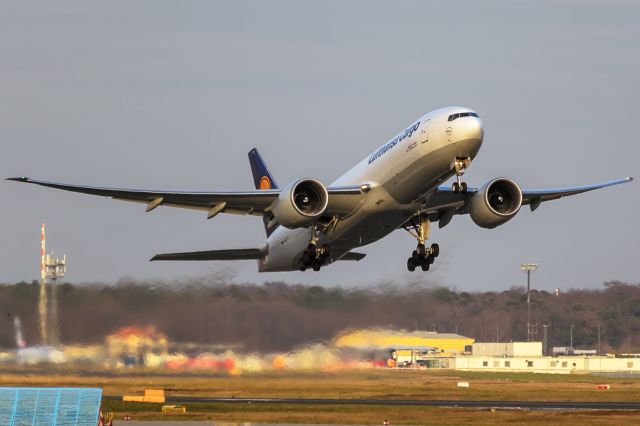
left=8, top=107, right=633, bottom=272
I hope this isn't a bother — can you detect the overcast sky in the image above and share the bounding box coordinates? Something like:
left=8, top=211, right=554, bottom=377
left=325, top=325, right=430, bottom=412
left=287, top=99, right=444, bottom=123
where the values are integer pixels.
left=1, top=1, right=638, bottom=291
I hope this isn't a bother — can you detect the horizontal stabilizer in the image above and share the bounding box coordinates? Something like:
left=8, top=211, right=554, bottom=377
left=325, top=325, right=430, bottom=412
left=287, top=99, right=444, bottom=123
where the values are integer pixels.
left=151, top=248, right=263, bottom=261
left=339, top=252, right=366, bottom=261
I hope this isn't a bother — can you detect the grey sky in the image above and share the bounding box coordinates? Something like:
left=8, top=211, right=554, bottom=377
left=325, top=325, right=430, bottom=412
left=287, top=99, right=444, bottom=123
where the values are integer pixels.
left=1, top=1, right=638, bottom=291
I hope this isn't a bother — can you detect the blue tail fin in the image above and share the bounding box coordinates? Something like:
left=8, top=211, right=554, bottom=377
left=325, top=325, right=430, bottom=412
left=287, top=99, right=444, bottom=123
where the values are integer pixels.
left=248, top=148, right=279, bottom=236
left=248, top=148, right=279, bottom=190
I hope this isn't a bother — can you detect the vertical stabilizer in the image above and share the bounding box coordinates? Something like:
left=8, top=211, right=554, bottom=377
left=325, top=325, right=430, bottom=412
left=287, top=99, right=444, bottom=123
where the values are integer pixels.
left=248, top=148, right=279, bottom=190
left=248, top=148, right=279, bottom=236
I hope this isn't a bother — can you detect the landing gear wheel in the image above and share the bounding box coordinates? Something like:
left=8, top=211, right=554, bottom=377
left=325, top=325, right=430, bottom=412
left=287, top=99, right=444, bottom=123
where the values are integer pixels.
left=451, top=157, right=471, bottom=194
left=452, top=182, right=468, bottom=193
left=405, top=216, right=441, bottom=272
left=407, top=258, right=416, bottom=272
left=312, top=263, right=321, bottom=272
left=301, top=243, right=320, bottom=270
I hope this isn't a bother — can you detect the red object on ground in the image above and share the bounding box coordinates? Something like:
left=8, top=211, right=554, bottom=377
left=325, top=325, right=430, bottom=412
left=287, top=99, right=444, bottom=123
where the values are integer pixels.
left=597, top=384, right=611, bottom=389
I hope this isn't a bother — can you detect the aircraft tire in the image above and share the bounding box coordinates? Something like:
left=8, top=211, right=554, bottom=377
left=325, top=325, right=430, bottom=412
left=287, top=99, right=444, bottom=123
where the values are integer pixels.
left=302, top=252, right=312, bottom=264
left=407, top=258, right=416, bottom=272
left=431, top=243, right=440, bottom=257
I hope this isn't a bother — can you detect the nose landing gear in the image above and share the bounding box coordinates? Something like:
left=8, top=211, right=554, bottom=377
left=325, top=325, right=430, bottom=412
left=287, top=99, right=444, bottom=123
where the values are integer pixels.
left=404, top=216, right=439, bottom=272
left=451, top=157, right=471, bottom=193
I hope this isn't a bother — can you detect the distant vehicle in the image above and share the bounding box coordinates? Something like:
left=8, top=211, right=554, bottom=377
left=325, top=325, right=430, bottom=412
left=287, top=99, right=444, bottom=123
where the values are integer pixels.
left=553, top=346, right=575, bottom=355
left=8, top=107, right=633, bottom=272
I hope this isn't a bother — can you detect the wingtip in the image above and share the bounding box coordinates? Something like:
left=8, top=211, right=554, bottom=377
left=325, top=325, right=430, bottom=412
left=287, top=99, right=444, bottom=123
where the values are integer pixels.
left=149, top=255, right=158, bottom=262
left=6, top=176, right=30, bottom=182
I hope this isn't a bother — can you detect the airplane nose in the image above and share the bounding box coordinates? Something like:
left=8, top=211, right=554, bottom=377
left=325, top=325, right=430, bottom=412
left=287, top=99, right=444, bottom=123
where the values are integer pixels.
left=460, top=117, right=484, bottom=142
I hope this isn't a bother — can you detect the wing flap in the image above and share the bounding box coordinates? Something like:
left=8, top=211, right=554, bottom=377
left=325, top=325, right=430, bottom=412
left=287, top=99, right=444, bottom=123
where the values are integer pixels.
left=151, top=248, right=264, bottom=261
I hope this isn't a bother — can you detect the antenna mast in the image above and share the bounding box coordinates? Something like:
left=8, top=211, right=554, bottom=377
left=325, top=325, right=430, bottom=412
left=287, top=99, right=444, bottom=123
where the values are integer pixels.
left=39, top=224, right=48, bottom=345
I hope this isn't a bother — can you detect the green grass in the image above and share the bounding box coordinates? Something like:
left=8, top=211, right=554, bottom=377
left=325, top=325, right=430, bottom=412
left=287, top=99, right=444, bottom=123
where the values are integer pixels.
left=100, top=400, right=640, bottom=425
left=4, top=367, right=640, bottom=425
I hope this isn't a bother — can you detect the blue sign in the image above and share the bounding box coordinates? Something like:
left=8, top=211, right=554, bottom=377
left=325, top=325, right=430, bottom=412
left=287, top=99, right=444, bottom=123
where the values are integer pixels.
left=0, top=387, right=102, bottom=426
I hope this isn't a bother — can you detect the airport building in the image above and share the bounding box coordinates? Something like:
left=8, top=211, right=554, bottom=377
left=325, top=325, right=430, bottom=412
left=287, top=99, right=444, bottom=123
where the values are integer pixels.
left=4, top=321, right=640, bottom=375
left=424, top=341, right=640, bottom=374
left=470, top=342, right=542, bottom=358
left=334, top=329, right=474, bottom=356
left=449, top=353, right=640, bottom=374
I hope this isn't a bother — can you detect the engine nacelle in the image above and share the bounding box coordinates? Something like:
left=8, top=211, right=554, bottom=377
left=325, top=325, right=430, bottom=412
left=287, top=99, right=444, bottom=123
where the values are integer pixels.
left=271, top=178, right=329, bottom=229
left=469, top=178, right=523, bottom=229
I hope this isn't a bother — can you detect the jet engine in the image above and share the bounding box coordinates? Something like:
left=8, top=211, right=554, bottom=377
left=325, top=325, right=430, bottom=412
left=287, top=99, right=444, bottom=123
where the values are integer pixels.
left=271, top=178, right=329, bottom=229
left=469, top=178, right=523, bottom=229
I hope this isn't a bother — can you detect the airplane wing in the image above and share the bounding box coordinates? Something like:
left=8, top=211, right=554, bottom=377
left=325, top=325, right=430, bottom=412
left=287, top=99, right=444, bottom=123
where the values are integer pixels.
left=151, top=248, right=264, bottom=261
left=6, top=177, right=362, bottom=218
left=413, top=177, right=634, bottom=228
left=519, top=178, right=634, bottom=211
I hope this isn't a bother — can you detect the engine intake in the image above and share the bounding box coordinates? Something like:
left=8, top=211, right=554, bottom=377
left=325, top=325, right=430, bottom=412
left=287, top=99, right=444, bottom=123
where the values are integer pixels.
left=271, top=178, right=328, bottom=229
left=469, top=178, right=522, bottom=229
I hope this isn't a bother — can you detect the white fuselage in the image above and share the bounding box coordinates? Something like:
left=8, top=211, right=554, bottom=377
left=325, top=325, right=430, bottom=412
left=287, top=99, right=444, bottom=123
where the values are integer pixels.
left=258, top=106, right=484, bottom=271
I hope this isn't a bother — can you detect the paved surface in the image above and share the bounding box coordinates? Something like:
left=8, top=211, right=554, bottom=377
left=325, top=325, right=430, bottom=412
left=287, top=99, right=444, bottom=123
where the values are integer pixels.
left=105, top=395, right=640, bottom=410
left=115, top=423, right=364, bottom=426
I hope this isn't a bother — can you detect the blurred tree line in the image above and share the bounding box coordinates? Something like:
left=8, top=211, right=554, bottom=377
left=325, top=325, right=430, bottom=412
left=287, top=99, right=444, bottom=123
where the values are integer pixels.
left=0, top=279, right=639, bottom=353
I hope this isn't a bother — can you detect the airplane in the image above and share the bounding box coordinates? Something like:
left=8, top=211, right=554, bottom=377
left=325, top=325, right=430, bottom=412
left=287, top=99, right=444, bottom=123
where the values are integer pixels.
left=8, top=106, right=633, bottom=272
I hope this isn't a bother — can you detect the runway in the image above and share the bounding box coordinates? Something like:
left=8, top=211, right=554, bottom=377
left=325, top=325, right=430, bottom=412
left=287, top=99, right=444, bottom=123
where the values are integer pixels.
left=105, top=395, right=640, bottom=410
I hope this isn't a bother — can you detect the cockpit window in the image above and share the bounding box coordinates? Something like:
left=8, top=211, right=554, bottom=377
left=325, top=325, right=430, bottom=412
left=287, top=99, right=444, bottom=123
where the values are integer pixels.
left=448, top=112, right=479, bottom=121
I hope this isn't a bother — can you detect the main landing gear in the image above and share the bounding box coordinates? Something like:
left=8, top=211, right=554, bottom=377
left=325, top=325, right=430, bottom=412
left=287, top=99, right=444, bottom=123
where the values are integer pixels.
left=299, top=243, right=330, bottom=271
left=299, top=228, right=330, bottom=272
left=404, top=216, right=439, bottom=272
left=451, top=157, right=471, bottom=193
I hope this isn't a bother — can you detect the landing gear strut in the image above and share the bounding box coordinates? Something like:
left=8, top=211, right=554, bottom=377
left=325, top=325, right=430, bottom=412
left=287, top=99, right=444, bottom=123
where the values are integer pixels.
left=299, top=227, right=329, bottom=272
left=451, top=157, right=470, bottom=193
left=404, top=216, right=439, bottom=272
